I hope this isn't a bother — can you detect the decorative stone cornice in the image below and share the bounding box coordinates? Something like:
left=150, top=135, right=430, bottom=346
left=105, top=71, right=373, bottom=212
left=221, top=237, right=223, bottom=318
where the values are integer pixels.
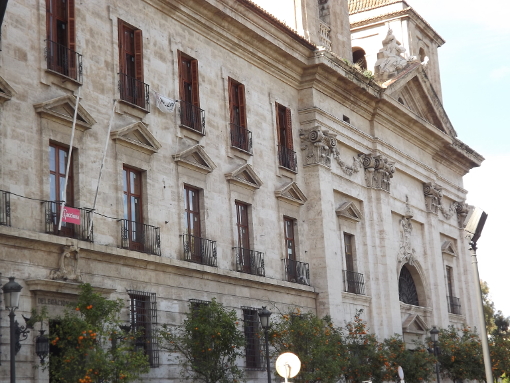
left=359, top=153, right=395, bottom=192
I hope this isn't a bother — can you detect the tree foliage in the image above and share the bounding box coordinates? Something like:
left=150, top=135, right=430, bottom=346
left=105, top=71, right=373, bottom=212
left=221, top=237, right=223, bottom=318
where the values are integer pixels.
left=45, top=283, right=150, bottom=383
left=160, top=299, right=245, bottom=383
left=268, top=308, right=346, bottom=383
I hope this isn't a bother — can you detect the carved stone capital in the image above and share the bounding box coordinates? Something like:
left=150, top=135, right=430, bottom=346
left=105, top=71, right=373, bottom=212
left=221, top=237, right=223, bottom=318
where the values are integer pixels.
left=423, top=182, right=442, bottom=214
left=300, top=127, right=338, bottom=167
left=359, top=153, right=395, bottom=192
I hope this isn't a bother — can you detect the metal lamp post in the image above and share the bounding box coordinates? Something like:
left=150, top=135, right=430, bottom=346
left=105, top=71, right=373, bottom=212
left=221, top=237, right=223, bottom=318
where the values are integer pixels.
left=258, top=306, right=272, bottom=383
left=429, top=326, right=441, bottom=383
left=2, top=277, right=23, bottom=383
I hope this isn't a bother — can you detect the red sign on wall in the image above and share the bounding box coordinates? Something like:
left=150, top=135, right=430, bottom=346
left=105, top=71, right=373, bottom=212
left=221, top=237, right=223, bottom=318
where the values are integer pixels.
left=62, top=206, right=81, bottom=225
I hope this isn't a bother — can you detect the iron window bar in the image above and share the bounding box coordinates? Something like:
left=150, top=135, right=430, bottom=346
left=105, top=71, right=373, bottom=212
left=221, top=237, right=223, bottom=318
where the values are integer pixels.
left=44, top=201, right=93, bottom=242
left=118, top=72, right=150, bottom=111
left=0, top=190, right=11, bottom=227
left=342, top=270, right=365, bottom=295
left=447, top=296, right=461, bottom=315
left=283, top=258, right=310, bottom=286
left=242, top=307, right=264, bottom=370
left=45, top=39, right=83, bottom=83
left=179, top=101, right=206, bottom=135
left=119, top=219, right=161, bottom=256
left=234, top=247, right=265, bottom=277
left=278, top=145, right=297, bottom=172
left=182, top=233, right=217, bottom=267
left=230, top=123, right=252, bottom=153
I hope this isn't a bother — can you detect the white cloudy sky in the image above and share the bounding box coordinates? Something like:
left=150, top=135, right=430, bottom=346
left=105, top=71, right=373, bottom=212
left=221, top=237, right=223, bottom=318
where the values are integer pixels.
left=253, top=0, right=510, bottom=316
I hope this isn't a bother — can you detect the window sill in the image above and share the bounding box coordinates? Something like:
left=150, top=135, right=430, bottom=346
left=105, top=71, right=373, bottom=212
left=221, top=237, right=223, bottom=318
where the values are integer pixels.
left=45, top=68, right=82, bottom=86
left=278, top=165, right=298, bottom=178
left=180, top=124, right=205, bottom=142
left=117, top=99, right=150, bottom=119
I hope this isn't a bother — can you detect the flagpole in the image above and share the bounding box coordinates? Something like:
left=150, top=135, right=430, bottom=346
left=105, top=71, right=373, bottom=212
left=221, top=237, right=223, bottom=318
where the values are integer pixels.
left=87, top=99, right=117, bottom=239
left=58, top=87, right=81, bottom=231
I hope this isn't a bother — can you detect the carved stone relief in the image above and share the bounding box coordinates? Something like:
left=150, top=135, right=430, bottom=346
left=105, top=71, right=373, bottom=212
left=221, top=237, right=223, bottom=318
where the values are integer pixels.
left=359, top=153, right=395, bottom=192
left=423, top=182, right=469, bottom=227
left=398, top=196, right=416, bottom=265
left=49, top=245, right=82, bottom=282
left=374, top=29, right=412, bottom=81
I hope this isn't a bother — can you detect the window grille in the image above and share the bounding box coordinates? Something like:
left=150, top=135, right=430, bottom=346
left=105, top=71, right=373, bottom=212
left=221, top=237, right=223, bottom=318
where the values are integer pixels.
left=128, top=290, right=159, bottom=367
left=242, top=307, right=263, bottom=370
left=398, top=266, right=419, bottom=306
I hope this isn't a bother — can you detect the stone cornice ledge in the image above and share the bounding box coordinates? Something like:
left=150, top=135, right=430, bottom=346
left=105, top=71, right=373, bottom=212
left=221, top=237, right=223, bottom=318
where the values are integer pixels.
left=342, top=292, right=371, bottom=306
left=26, top=279, right=116, bottom=296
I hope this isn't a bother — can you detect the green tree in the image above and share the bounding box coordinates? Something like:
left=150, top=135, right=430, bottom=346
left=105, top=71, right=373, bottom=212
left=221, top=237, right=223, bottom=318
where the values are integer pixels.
left=268, top=308, right=346, bottom=383
left=437, top=325, right=484, bottom=382
left=45, top=283, right=150, bottom=383
left=160, top=299, right=245, bottom=383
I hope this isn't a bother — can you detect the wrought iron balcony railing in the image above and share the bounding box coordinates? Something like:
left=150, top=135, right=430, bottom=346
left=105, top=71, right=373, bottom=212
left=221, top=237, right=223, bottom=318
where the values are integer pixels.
left=0, top=190, right=11, bottom=226
left=447, top=296, right=461, bottom=315
left=46, top=40, right=83, bottom=82
left=44, top=201, right=93, bottom=242
left=230, top=123, right=252, bottom=153
left=118, top=73, right=150, bottom=111
left=283, top=258, right=310, bottom=286
left=179, top=101, right=205, bottom=134
left=234, top=247, right=264, bottom=276
left=343, top=270, right=365, bottom=295
left=119, top=219, right=160, bottom=256
left=278, top=145, right=297, bottom=172
left=182, top=233, right=217, bottom=266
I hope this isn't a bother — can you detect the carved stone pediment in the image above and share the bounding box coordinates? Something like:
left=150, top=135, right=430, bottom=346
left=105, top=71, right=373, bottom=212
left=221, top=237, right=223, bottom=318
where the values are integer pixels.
left=423, top=182, right=442, bottom=214
left=359, top=153, right=395, bottom=192
left=0, top=75, right=16, bottom=104
left=110, top=122, right=161, bottom=154
left=225, top=164, right=263, bottom=191
left=336, top=201, right=363, bottom=222
left=402, top=314, right=428, bottom=334
left=34, top=95, right=96, bottom=130
left=441, top=240, right=457, bottom=257
left=173, top=144, right=216, bottom=174
left=275, top=182, right=307, bottom=206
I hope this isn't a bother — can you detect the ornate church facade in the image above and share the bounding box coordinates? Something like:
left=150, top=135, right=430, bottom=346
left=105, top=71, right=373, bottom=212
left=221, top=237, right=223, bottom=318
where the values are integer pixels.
left=0, top=0, right=483, bottom=381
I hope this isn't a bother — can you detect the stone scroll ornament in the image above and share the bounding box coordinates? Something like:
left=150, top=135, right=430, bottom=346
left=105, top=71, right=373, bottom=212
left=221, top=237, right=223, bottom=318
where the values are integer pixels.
left=423, top=182, right=470, bottom=227
left=300, top=127, right=361, bottom=174
left=398, top=196, right=416, bottom=265
left=359, top=153, right=395, bottom=192
left=49, top=245, right=82, bottom=282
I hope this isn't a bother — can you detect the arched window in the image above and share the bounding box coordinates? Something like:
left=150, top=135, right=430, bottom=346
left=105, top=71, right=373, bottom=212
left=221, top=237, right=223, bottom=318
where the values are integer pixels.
left=419, top=48, right=426, bottom=63
left=398, top=97, right=404, bottom=105
left=399, top=265, right=419, bottom=306
left=352, top=47, right=367, bottom=70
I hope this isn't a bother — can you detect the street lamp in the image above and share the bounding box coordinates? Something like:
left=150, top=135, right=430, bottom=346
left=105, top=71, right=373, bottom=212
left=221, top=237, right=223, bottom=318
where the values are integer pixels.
left=258, top=306, right=272, bottom=383
left=2, top=277, right=23, bottom=383
left=429, top=326, right=441, bottom=383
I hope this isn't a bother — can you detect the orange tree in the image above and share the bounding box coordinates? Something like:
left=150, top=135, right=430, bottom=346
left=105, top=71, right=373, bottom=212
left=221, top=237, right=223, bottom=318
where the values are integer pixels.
left=268, top=308, right=346, bottom=383
left=160, top=299, right=245, bottom=383
left=382, top=335, right=435, bottom=382
left=44, top=283, right=149, bottom=383
left=490, top=334, right=510, bottom=379
left=436, top=325, right=484, bottom=381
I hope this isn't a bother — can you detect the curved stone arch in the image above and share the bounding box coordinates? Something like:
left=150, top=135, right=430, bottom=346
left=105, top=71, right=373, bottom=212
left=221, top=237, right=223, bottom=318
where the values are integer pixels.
left=352, top=46, right=367, bottom=70
left=397, top=260, right=429, bottom=308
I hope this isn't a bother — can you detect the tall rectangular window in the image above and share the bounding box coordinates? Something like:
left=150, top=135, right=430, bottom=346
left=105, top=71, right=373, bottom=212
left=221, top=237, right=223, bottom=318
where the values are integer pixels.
left=184, top=185, right=202, bottom=262
left=343, top=233, right=364, bottom=294
left=284, top=217, right=296, bottom=261
left=344, top=234, right=355, bottom=272
left=118, top=20, right=146, bottom=108
left=46, top=0, right=78, bottom=79
left=446, top=266, right=454, bottom=297
left=236, top=201, right=251, bottom=273
left=242, top=307, right=262, bottom=369
left=276, top=103, right=296, bottom=171
left=128, top=290, right=159, bottom=367
left=49, top=143, right=73, bottom=205
left=178, top=52, right=202, bottom=132
left=123, top=167, right=143, bottom=250
left=229, top=79, right=250, bottom=152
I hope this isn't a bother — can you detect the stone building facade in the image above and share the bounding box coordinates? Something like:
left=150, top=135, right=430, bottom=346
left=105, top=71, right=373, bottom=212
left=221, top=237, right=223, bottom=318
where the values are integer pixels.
left=0, top=0, right=484, bottom=381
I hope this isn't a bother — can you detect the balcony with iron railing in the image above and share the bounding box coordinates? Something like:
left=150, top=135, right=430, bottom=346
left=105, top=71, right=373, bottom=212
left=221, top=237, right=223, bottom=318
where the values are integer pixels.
left=283, top=258, right=310, bottom=286
left=447, top=296, right=461, bottom=315
left=343, top=270, right=365, bottom=295
left=278, top=145, right=297, bottom=172
left=234, top=247, right=264, bottom=277
left=44, top=201, right=93, bottom=242
left=0, top=190, right=11, bottom=226
left=119, top=219, right=161, bottom=256
left=45, top=40, right=83, bottom=83
left=180, top=101, right=205, bottom=135
left=118, top=73, right=150, bottom=111
left=182, top=234, right=217, bottom=267
left=230, top=123, right=252, bottom=153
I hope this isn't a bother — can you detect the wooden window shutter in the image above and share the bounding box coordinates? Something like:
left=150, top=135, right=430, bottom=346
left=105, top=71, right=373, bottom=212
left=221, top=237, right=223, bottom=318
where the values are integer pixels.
left=228, top=78, right=235, bottom=123
left=134, top=29, right=144, bottom=82
left=191, top=59, right=200, bottom=107
left=275, top=103, right=281, bottom=143
left=118, top=20, right=126, bottom=75
left=239, top=84, right=247, bottom=128
left=46, top=0, right=53, bottom=41
left=177, top=51, right=185, bottom=101
left=68, top=0, right=76, bottom=52
left=285, top=107, right=293, bottom=149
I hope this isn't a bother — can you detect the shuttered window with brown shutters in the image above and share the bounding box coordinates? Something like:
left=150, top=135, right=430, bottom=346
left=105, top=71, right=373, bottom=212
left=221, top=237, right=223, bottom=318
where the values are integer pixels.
left=276, top=103, right=296, bottom=170
left=229, top=78, right=251, bottom=151
left=178, top=51, right=203, bottom=132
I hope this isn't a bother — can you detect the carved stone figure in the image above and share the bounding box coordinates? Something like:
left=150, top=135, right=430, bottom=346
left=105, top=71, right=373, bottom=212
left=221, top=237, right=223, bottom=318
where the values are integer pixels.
left=359, top=153, right=395, bottom=192
left=374, top=29, right=409, bottom=81
left=423, top=182, right=443, bottom=214
left=49, top=245, right=82, bottom=282
left=398, top=196, right=416, bottom=265
left=318, top=0, right=330, bottom=24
